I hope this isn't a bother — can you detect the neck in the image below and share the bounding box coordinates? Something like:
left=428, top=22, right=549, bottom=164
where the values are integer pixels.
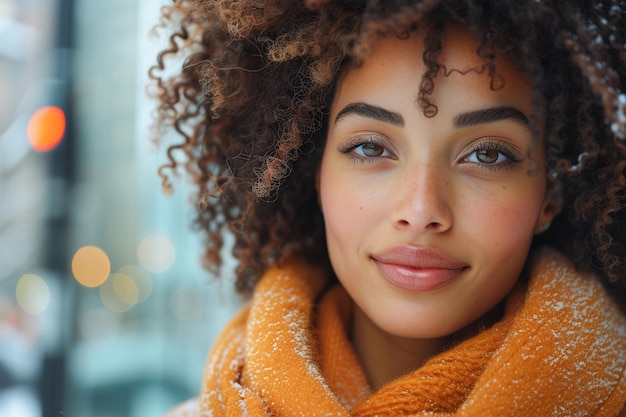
left=351, top=305, right=448, bottom=391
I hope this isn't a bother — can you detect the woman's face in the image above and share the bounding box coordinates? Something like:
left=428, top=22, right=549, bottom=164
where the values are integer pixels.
left=317, top=25, right=557, bottom=339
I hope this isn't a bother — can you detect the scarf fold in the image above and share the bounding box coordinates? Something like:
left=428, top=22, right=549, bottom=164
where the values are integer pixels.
left=179, top=249, right=626, bottom=416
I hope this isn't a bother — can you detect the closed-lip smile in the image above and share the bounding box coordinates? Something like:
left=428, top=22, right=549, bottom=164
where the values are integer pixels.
left=371, top=245, right=468, bottom=291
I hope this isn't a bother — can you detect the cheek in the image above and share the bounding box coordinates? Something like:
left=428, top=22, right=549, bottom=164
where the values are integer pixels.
left=320, top=177, right=364, bottom=243
left=318, top=165, right=386, bottom=259
left=464, top=190, right=542, bottom=251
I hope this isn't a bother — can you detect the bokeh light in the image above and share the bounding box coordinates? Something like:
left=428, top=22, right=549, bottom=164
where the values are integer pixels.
left=117, top=265, right=152, bottom=303
left=16, top=274, right=50, bottom=315
left=97, top=266, right=152, bottom=313
left=71, top=246, right=111, bottom=287
left=137, top=235, right=176, bottom=273
left=27, top=105, right=66, bottom=152
left=112, top=272, right=139, bottom=306
left=99, top=275, right=134, bottom=313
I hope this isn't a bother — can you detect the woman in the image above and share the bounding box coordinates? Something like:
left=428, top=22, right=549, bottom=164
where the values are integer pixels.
left=151, top=1, right=626, bottom=415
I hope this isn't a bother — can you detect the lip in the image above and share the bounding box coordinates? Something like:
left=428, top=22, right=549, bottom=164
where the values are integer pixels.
left=371, top=246, right=467, bottom=292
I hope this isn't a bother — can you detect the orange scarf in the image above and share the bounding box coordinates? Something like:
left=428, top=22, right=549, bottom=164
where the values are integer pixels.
left=168, top=249, right=626, bottom=416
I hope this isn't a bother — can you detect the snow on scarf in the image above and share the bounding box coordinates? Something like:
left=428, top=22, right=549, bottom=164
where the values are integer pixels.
left=167, top=249, right=626, bottom=416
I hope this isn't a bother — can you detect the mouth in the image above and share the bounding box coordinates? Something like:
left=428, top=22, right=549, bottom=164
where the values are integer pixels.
left=371, top=246, right=468, bottom=292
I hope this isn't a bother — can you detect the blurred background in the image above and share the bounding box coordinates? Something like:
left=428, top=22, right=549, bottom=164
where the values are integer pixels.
left=0, top=1, right=241, bottom=416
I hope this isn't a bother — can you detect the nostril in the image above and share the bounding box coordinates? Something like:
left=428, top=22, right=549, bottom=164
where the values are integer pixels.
left=396, top=218, right=445, bottom=230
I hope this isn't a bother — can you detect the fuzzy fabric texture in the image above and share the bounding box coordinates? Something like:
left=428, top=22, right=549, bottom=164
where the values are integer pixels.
left=167, top=249, right=626, bottom=416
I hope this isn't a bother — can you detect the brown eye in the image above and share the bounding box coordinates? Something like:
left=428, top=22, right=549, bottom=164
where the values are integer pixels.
left=361, top=143, right=385, bottom=157
left=339, top=137, right=395, bottom=161
left=462, top=140, right=522, bottom=170
left=475, top=149, right=500, bottom=163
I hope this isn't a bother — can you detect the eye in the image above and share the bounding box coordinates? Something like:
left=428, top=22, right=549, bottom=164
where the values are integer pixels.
left=338, top=135, right=396, bottom=162
left=462, top=139, right=523, bottom=169
left=466, top=148, right=508, bottom=164
left=354, top=142, right=387, bottom=157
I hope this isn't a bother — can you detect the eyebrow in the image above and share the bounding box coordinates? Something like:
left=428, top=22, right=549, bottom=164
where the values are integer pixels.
left=334, top=103, right=531, bottom=132
left=453, top=106, right=530, bottom=130
left=334, top=102, right=404, bottom=127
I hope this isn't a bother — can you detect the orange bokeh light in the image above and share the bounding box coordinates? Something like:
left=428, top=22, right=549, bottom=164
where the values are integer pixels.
left=72, top=246, right=111, bottom=288
left=27, top=106, right=66, bottom=152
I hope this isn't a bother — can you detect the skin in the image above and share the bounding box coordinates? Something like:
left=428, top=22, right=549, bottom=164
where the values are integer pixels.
left=317, top=25, right=560, bottom=389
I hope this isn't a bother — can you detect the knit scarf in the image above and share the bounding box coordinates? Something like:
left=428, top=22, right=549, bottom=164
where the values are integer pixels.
left=169, top=249, right=626, bottom=417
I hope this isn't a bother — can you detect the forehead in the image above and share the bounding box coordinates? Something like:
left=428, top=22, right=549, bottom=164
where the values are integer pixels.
left=332, top=24, right=533, bottom=118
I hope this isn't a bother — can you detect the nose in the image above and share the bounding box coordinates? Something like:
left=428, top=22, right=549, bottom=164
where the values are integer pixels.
left=392, top=162, right=452, bottom=233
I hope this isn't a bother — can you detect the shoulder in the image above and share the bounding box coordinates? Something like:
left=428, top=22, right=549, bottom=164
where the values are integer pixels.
left=163, top=398, right=200, bottom=417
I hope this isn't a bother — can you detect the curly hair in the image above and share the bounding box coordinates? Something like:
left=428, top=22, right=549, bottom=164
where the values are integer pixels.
left=150, top=0, right=626, bottom=297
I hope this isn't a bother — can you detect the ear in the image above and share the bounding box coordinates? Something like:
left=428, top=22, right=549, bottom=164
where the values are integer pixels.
left=534, top=191, right=562, bottom=235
